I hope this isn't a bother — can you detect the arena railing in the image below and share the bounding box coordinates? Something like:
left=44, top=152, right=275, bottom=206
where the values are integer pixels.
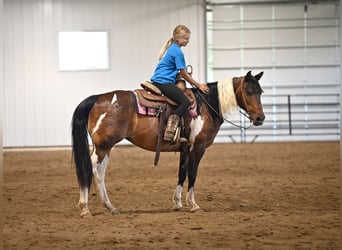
left=216, top=93, right=340, bottom=143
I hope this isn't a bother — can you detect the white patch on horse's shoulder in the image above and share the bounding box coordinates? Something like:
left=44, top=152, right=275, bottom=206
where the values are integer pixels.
left=111, top=94, right=117, bottom=104
left=92, top=112, right=107, bottom=135
left=189, top=116, right=204, bottom=149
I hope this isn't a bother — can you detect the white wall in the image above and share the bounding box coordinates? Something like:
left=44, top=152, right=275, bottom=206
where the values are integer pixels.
left=1, top=0, right=3, bottom=152
left=4, top=0, right=206, bottom=147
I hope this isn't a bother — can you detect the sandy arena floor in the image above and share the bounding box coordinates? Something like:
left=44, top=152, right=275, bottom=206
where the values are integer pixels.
left=3, top=142, right=340, bottom=249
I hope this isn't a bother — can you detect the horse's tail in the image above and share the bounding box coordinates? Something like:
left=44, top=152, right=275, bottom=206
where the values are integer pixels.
left=71, top=95, right=99, bottom=190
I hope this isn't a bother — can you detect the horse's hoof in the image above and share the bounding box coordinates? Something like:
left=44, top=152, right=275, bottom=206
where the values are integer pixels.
left=173, top=204, right=183, bottom=211
left=110, top=208, right=120, bottom=215
left=189, top=205, right=201, bottom=213
left=80, top=208, right=92, bottom=217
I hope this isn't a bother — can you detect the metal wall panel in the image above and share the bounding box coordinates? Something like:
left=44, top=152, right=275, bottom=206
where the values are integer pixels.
left=207, top=1, right=340, bottom=142
left=4, top=0, right=206, bottom=147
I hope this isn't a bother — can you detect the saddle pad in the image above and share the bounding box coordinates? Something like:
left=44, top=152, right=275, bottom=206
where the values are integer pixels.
left=136, top=98, right=158, bottom=116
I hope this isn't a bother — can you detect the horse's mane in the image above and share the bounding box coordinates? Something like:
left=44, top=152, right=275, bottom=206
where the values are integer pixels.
left=217, top=78, right=238, bottom=117
left=197, top=80, right=238, bottom=118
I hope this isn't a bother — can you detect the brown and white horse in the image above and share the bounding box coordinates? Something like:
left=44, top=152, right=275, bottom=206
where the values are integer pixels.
left=71, top=71, right=265, bottom=216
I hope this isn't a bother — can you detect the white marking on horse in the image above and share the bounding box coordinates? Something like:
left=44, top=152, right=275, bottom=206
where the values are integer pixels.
left=92, top=112, right=107, bottom=135
left=91, top=151, right=116, bottom=213
left=78, top=186, right=91, bottom=216
left=189, top=116, right=204, bottom=151
left=186, top=187, right=200, bottom=212
left=173, top=184, right=183, bottom=210
left=79, top=187, right=89, bottom=207
left=92, top=152, right=109, bottom=199
left=111, top=93, right=117, bottom=104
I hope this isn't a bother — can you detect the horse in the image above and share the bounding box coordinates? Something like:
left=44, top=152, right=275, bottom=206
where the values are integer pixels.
left=71, top=70, right=265, bottom=217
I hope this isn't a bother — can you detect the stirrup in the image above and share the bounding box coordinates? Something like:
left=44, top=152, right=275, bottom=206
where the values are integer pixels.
left=164, top=115, right=179, bottom=142
left=165, top=127, right=187, bottom=143
left=164, top=129, right=178, bottom=142
left=166, top=123, right=187, bottom=143
left=179, top=137, right=187, bottom=142
left=173, top=127, right=180, bottom=143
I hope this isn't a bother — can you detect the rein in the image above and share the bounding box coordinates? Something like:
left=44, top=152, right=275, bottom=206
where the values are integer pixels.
left=193, top=79, right=253, bottom=130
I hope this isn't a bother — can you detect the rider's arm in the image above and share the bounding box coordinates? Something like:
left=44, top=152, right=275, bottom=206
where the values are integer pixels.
left=179, top=69, right=209, bottom=93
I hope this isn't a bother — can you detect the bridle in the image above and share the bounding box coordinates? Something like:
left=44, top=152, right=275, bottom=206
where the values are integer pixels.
left=186, top=65, right=253, bottom=129
left=195, top=77, right=253, bottom=130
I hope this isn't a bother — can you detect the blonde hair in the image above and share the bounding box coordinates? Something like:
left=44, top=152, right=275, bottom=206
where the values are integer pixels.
left=158, top=25, right=191, bottom=60
left=217, top=78, right=238, bottom=116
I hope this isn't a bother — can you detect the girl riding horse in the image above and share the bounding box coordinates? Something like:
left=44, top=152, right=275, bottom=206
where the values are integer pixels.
left=151, top=25, right=209, bottom=143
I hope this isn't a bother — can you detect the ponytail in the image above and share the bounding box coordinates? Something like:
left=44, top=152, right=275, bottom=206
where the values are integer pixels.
left=158, top=37, right=173, bottom=60
left=157, top=25, right=191, bottom=61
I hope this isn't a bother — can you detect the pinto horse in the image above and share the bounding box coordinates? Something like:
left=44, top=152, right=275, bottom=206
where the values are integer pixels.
left=71, top=71, right=265, bottom=217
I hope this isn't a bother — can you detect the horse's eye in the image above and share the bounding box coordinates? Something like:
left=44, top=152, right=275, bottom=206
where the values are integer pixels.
left=246, top=90, right=253, bottom=96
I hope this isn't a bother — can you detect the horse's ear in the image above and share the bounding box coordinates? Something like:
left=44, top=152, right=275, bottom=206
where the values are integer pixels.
left=246, top=70, right=252, bottom=80
left=255, top=71, right=264, bottom=80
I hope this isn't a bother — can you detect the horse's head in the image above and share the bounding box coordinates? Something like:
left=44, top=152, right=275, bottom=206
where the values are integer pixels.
left=234, top=71, right=265, bottom=126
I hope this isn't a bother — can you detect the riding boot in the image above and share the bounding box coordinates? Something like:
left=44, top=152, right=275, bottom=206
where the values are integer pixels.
left=164, top=114, right=180, bottom=142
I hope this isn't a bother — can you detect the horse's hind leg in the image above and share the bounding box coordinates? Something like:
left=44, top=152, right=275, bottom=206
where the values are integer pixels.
left=91, top=148, right=118, bottom=214
left=79, top=187, right=91, bottom=217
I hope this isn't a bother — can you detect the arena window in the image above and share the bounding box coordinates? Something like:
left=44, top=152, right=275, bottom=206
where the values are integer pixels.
left=58, top=30, right=110, bottom=71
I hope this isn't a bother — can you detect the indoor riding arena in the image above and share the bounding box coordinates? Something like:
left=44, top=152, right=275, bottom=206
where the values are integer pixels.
left=2, top=0, right=341, bottom=249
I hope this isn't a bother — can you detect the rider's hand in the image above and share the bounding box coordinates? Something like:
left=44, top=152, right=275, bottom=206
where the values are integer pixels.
left=198, top=83, right=209, bottom=94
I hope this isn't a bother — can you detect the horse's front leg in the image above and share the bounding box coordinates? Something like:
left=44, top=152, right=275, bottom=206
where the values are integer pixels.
left=91, top=150, right=119, bottom=214
left=186, top=168, right=201, bottom=212
left=186, top=148, right=205, bottom=212
left=173, top=151, right=189, bottom=210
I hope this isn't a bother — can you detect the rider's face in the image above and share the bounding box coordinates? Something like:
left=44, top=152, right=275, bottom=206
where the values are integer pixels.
left=176, top=33, right=190, bottom=47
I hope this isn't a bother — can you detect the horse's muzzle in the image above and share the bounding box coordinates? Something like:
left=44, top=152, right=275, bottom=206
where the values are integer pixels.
left=251, top=114, right=265, bottom=126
